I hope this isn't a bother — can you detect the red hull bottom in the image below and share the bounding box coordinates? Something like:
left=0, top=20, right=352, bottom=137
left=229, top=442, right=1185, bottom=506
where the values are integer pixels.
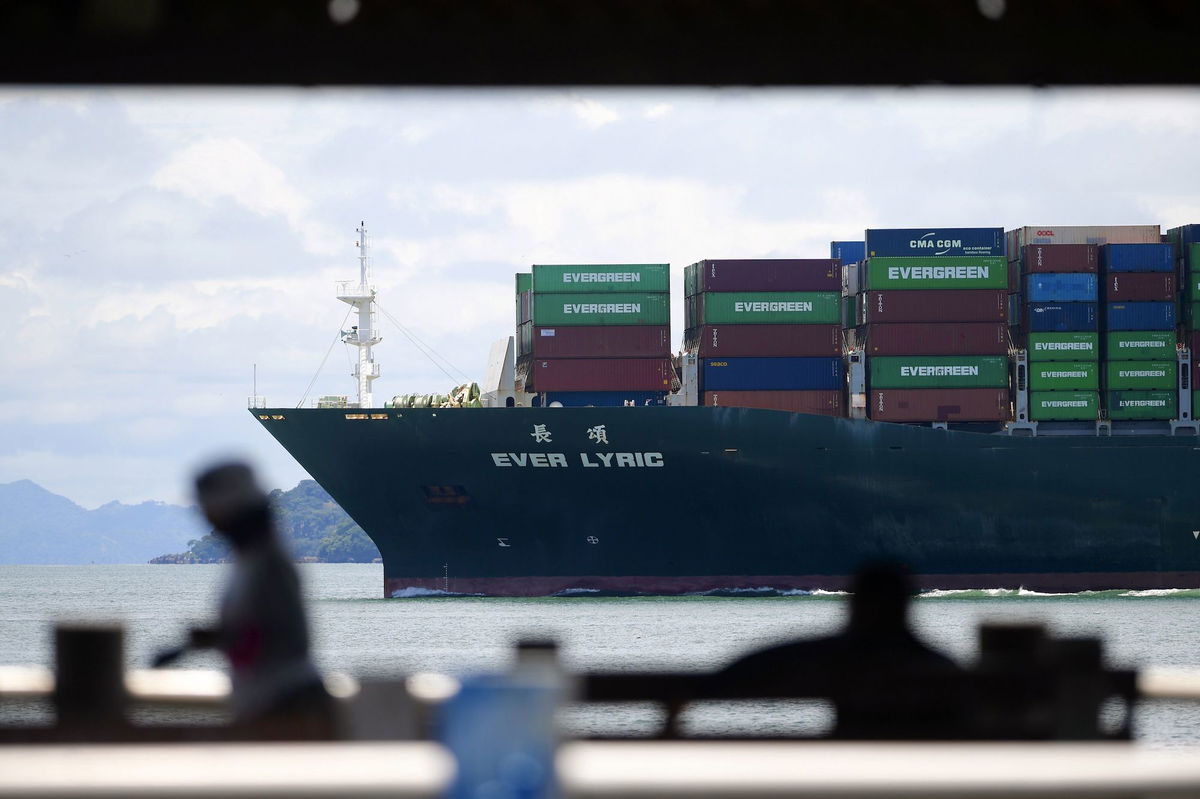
left=385, top=571, right=1200, bottom=598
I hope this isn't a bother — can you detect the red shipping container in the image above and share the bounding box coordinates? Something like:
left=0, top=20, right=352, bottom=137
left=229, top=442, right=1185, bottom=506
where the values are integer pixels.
left=693, top=259, right=840, bottom=293
left=685, top=324, right=842, bottom=357
left=1105, top=272, right=1177, bottom=302
left=703, top=389, right=844, bottom=415
left=864, top=323, right=1010, bottom=355
left=531, top=325, right=670, bottom=358
left=862, top=290, right=1008, bottom=323
left=1021, top=244, right=1099, bottom=273
left=526, top=358, right=673, bottom=392
left=869, top=388, right=1012, bottom=422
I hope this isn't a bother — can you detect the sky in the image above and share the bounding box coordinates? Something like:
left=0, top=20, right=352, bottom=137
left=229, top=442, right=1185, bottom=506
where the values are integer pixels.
left=0, top=86, right=1197, bottom=508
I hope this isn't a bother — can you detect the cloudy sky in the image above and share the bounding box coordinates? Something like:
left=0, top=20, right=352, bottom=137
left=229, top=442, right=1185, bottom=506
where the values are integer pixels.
left=1, top=87, right=1197, bottom=507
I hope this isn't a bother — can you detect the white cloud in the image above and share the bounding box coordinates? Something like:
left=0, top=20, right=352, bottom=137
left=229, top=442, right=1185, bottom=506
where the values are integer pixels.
left=571, top=97, right=621, bottom=129
left=152, top=137, right=309, bottom=226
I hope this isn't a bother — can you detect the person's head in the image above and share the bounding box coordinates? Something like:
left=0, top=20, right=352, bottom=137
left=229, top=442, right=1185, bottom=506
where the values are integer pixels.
left=847, top=560, right=914, bottom=632
left=194, top=461, right=273, bottom=551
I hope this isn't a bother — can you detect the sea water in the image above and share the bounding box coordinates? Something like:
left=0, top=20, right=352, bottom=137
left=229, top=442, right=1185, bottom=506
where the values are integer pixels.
left=2, top=563, right=1199, bottom=745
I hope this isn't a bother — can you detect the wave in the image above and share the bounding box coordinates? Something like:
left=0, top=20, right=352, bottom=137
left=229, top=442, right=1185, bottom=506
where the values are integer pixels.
left=918, top=587, right=1200, bottom=600
left=388, top=586, right=484, bottom=598
left=1119, top=588, right=1200, bottom=598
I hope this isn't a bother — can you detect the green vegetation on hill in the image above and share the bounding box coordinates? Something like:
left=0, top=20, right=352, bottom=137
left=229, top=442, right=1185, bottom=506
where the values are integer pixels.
left=153, top=480, right=379, bottom=564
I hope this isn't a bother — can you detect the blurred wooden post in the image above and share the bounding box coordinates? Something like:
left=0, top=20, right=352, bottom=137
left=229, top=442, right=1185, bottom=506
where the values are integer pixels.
left=54, top=624, right=126, bottom=730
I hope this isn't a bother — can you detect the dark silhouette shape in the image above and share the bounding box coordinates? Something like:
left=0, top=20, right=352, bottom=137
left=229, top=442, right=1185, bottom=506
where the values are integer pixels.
left=187, top=461, right=333, bottom=731
left=716, top=561, right=966, bottom=738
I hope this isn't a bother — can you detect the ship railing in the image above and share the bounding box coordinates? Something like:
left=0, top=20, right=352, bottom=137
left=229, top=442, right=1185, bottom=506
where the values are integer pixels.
left=335, top=280, right=374, bottom=300
left=247, top=396, right=267, bottom=409
left=7, top=662, right=1200, bottom=712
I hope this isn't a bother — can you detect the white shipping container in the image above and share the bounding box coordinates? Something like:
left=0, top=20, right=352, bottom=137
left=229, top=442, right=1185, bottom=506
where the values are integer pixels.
left=1008, top=225, right=1161, bottom=248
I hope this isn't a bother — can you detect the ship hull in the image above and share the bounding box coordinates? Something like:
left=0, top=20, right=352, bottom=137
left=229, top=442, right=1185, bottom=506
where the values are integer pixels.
left=253, top=407, right=1200, bottom=596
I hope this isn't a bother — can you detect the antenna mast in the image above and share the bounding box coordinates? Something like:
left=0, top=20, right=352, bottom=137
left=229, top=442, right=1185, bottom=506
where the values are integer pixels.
left=337, top=222, right=382, bottom=408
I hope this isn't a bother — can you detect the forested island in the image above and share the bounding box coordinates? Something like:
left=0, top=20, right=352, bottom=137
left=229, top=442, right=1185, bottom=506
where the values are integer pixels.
left=151, top=480, right=379, bottom=564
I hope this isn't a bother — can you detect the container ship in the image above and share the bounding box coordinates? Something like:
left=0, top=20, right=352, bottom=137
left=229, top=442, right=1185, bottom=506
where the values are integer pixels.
left=253, top=223, right=1200, bottom=596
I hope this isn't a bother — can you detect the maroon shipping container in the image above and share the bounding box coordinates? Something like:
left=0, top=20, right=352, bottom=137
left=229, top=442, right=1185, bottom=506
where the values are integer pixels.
left=862, top=290, right=1008, bottom=323
left=692, top=259, right=840, bottom=294
left=870, top=388, right=1012, bottom=422
left=1021, top=244, right=1099, bottom=273
left=864, top=323, right=1010, bottom=355
left=526, top=358, right=673, bottom=392
left=702, top=389, right=844, bottom=416
left=1193, top=331, right=1200, bottom=390
left=531, top=325, right=670, bottom=358
left=1105, top=272, right=1177, bottom=302
left=685, top=324, right=842, bottom=357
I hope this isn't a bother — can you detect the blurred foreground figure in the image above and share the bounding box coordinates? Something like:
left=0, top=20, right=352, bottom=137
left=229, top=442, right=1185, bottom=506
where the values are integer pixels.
left=192, top=461, right=334, bottom=732
left=719, top=562, right=965, bottom=738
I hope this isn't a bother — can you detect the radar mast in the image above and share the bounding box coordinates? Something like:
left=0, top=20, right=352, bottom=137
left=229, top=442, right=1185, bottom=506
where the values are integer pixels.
left=337, top=222, right=381, bottom=408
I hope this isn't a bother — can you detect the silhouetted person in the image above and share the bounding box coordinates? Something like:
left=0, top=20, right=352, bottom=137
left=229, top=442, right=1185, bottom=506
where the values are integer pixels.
left=190, top=461, right=334, bottom=732
left=717, top=562, right=965, bottom=738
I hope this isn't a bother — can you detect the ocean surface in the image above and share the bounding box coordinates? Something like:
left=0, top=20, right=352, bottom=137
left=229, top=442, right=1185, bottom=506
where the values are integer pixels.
left=2, top=563, right=1200, bottom=745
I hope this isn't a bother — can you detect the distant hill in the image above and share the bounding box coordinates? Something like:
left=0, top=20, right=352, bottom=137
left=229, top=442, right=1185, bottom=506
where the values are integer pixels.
left=153, top=479, right=379, bottom=564
left=0, top=480, right=207, bottom=564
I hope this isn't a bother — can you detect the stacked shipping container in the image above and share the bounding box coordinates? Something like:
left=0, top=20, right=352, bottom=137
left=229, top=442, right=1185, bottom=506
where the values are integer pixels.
left=1167, top=225, right=1200, bottom=419
left=1005, top=226, right=1167, bottom=422
left=516, top=264, right=672, bottom=405
left=1101, top=243, right=1178, bottom=420
left=683, top=260, right=844, bottom=414
left=1016, top=244, right=1102, bottom=421
left=858, top=228, right=1012, bottom=422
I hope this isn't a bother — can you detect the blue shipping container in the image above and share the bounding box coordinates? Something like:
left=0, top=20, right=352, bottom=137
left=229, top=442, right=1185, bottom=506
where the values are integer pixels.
left=1027, top=302, right=1098, bottom=332
left=702, top=357, right=845, bottom=391
left=1024, top=273, right=1098, bottom=302
left=537, top=391, right=666, bottom=407
left=865, top=228, right=1005, bottom=258
left=1101, top=243, right=1174, bottom=273
left=831, top=241, right=866, bottom=263
left=1106, top=301, right=1177, bottom=331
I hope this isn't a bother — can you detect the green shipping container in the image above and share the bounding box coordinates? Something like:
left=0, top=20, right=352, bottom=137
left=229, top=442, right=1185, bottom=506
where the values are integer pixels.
left=869, top=355, right=1009, bottom=389
left=532, top=264, right=669, bottom=294
left=1190, top=243, right=1200, bottom=271
left=1106, top=331, right=1177, bottom=361
left=1027, top=332, right=1100, bottom=362
left=1108, top=390, right=1177, bottom=420
left=1029, top=391, right=1099, bottom=421
left=696, top=292, right=840, bottom=325
left=516, top=273, right=532, bottom=328
left=1194, top=391, right=1199, bottom=421
left=684, top=263, right=698, bottom=298
left=841, top=296, right=855, bottom=330
left=1028, top=361, right=1099, bottom=391
left=1186, top=274, right=1200, bottom=300
left=1104, top=360, right=1177, bottom=390
left=532, top=292, right=669, bottom=326
left=1186, top=301, right=1200, bottom=330
left=865, top=256, right=1008, bottom=291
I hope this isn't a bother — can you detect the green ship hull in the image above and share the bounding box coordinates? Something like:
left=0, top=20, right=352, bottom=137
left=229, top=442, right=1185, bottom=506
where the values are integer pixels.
left=254, top=407, right=1200, bottom=596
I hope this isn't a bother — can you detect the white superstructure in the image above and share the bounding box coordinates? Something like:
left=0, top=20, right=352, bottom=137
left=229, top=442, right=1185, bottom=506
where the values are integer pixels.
left=336, top=222, right=382, bottom=408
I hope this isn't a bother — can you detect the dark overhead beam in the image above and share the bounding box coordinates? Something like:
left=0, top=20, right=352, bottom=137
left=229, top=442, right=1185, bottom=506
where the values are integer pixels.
left=0, top=0, right=1195, bottom=86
